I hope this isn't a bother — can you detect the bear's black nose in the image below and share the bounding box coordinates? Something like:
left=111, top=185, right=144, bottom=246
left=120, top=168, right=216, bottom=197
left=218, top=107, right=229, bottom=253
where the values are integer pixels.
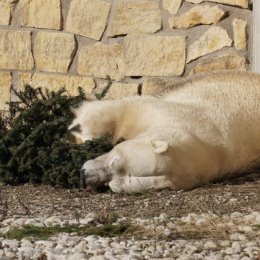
left=80, top=166, right=86, bottom=188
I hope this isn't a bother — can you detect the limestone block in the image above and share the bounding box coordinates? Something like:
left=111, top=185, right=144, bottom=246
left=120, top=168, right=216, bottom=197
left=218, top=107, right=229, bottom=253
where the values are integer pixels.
left=0, top=72, right=11, bottom=110
left=124, top=35, right=186, bottom=77
left=163, top=0, right=182, bottom=14
left=34, top=32, right=76, bottom=73
left=142, top=78, right=179, bottom=95
left=78, top=43, right=125, bottom=81
left=186, top=0, right=248, bottom=8
left=0, top=1, right=12, bottom=25
left=19, top=73, right=95, bottom=96
left=0, top=30, right=34, bottom=70
left=169, top=5, right=225, bottom=29
left=233, top=19, right=247, bottom=51
left=187, top=27, right=232, bottom=63
left=189, top=54, right=247, bottom=75
left=65, top=0, right=110, bottom=40
left=15, top=0, right=61, bottom=29
left=108, top=0, right=161, bottom=37
left=105, top=82, right=139, bottom=99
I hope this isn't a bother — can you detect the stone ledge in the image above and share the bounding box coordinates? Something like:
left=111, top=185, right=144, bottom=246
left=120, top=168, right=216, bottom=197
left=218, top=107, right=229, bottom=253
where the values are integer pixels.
left=18, top=73, right=95, bottom=96
left=108, top=0, right=161, bottom=37
left=15, top=0, right=61, bottom=30
left=0, top=1, right=12, bottom=25
left=65, top=0, right=110, bottom=40
left=78, top=43, right=125, bottom=81
left=124, top=35, right=186, bottom=77
left=189, top=54, right=247, bottom=75
left=163, top=0, right=182, bottom=14
left=0, top=72, right=11, bottom=110
left=233, top=19, right=247, bottom=51
left=105, top=82, right=139, bottom=99
left=187, top=27, right=232, bottom=63
left=169, top=5, right=225, bottom=29
left=186, top=0, right=248, bottom=8
left=0, top=29, right=34, bottom=70
left=34, top=32, right=76, bottom=73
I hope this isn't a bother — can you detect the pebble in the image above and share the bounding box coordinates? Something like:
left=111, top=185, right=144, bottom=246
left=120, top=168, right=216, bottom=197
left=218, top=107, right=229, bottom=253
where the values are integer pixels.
left=204, top=240, right=217, bottom=250
left=225, top=247, right=234, bottom=255
left=231, top=241, right=241, bottom=253
left=0, top=212, right=258, bottom=260
left=238, top=234, right=247, bottom=241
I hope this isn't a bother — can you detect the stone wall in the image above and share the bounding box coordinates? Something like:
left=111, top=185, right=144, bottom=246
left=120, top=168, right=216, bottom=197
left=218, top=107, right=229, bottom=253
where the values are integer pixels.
left=0, top=0, right=253, bottom=110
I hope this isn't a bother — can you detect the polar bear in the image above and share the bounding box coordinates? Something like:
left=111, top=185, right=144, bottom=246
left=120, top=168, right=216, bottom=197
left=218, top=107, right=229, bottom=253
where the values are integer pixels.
left=69, top=71, right=260, bottom=193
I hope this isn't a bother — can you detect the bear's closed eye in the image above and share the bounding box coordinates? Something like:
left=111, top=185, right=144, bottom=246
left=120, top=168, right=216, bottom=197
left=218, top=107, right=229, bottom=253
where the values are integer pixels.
left=69, top=124, right=81, bottom=133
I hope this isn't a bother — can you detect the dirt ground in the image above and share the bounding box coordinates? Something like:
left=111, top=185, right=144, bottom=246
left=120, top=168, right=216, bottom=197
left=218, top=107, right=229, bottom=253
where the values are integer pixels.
left=0, top=172, right=259, bottom=220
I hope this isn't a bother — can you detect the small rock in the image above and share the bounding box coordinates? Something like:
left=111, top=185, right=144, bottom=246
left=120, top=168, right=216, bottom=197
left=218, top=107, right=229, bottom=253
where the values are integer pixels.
left=230, top=233, right=240, bottom=240
left=20, top=239, right=33, bottom=248
left=204, top=241, right=217, bottom=250
left=225, top=247, right=234, bottom=255
left=35, top=240, right=54, bottom=249
left=164, top=228, right=171, bottom=236
left=176, top=256, right=196, bottom=260
left=89, top=256, right=107, bottom=260
left=232, top=241, right=242, bottom=253
left=2, top=239, right=19, bottom=249
left=68, top=253, right=87, bottom=260
left=159, top=213, right=169, bottom=222
left=239, top=225, right=253, bottom=232
left=220, top=240, right=231, bottom=247
left=231, top=212, right=243, bottom=218
left=0, top=226, right=10, bottom=234
left=238, top=234, right=247, bottom=241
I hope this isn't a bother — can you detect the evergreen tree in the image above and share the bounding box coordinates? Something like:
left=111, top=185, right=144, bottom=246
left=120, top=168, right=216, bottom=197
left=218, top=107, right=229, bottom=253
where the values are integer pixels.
left=0, top=85, right=113, bottom=188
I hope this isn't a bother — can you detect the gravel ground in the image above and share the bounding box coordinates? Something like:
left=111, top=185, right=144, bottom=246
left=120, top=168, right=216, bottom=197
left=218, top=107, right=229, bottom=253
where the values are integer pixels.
left=0, top=172, right=259, bottom=259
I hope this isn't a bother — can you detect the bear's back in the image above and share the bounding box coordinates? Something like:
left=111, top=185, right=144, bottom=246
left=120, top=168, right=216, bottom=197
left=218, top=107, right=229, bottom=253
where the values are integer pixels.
left=158, top=71, right=260, bottom=172
left=161, top=71, right=260, bottom=103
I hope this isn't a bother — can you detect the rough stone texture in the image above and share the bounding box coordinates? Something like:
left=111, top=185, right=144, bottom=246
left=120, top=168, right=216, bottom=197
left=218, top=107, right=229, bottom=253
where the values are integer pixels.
left=18, top=73, right=95, bottom=96
left=0, top=1, right=12, bottom=25
left=0, top=30, right=34, bottom=70
left=163, top=0, right=182, bottom=14
left=0, top=0, right=253, bottom=103
left=142, top=77, right=179, bottom=95
left=108, top=0, right=161, bottom=37
left=185, top=0, right=248, bottom=8
left=169, top=5, right=225, bottom=29
left=78, top=43, right=124, bottom=81
left=34, top=32, right=76, bottom=73
left=105, top=82, right=139, bottom=99
left=0, top=72, right=11, bottom=110
left=15, top=0, right=61, bottom=29
left=124, top=35, right=186, bottom=77
left=187, top=27, right=232, bottom=63
left=93, top=80, right=110, bottom=97
left=65, top=0, right=110, bottom=40
left=189, top=54, right=247, bottom=75
left=233, top=19, right=247, bottom=51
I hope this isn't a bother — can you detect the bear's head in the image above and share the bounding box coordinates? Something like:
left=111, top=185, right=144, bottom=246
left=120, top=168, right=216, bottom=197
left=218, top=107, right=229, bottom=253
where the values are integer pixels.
left=80, top=138, right=171, bottom=191
left=68, top=100, right=116, bottom=144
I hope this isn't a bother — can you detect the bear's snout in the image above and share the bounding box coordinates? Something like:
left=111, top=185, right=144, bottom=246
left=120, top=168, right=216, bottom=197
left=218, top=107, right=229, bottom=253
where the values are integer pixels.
left=81, top=159, right=113, bottom=187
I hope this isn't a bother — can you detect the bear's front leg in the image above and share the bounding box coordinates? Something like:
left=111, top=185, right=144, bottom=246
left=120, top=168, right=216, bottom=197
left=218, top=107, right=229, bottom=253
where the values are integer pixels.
left=109, top=176, right=173, bottom=193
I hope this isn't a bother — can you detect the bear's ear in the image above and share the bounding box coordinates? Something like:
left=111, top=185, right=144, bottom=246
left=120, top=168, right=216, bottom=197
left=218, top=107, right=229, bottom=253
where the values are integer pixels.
left=151, top=140, right=168, bottom=154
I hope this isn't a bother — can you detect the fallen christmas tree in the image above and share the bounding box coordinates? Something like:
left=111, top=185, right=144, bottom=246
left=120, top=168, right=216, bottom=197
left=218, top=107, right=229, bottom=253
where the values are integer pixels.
left=0, top=85, right=113, bottom=188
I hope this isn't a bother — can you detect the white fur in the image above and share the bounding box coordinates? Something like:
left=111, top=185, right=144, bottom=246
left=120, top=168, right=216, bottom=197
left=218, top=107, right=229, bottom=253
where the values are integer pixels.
left=71, top=71, right=260, bottom=193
